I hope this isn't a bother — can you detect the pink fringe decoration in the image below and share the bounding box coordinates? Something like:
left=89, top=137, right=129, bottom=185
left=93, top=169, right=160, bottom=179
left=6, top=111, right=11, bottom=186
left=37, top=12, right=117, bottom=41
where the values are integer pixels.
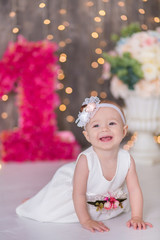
left=0, top=36, right=80, bottom=162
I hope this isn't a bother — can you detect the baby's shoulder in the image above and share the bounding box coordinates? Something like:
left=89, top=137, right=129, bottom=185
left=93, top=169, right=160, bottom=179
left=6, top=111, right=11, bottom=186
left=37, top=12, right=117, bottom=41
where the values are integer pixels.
left=77, top=146, right=93, bottom=159
left=119, top=148, right=130, bottom=157
left=118, top=148, right=131, bottom=168
left=76, top=146, right=95, bottom=170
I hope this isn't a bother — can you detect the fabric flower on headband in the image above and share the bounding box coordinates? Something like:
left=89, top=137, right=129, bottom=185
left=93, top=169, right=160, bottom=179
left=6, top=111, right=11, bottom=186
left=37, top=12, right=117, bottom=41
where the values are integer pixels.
left=75, top=96, right=100, bottom=128
left=75, top=96, right=126, bottom=128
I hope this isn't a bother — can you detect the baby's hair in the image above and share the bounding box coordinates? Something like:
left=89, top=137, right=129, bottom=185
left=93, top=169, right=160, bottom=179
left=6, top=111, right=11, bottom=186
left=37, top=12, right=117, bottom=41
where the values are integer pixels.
left=80, top=104, right=87, bottom=112
left=100, top=99, right=126, bottom=123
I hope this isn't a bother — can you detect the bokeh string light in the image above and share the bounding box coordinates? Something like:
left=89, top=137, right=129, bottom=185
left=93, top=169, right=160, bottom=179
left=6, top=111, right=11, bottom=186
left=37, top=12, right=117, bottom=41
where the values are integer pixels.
left=87, top=0, right=107, bottom=98
left=0, top=0, right=19, bottom=132
left=138, top=0, right=147, bottom=30
left=38, top=0, right=75, bottom=123
left=10, top=0, right=19, bottom=38
left=123, top=132, right=137, bottom=151
left=57, top=2, right=74, bottom=123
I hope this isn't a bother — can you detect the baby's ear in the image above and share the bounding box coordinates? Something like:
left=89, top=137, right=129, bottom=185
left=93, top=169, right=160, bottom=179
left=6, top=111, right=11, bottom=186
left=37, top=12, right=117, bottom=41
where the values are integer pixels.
left=123, top=125, right=128, bottom=137
left=83, top=130, right=91, bottom=143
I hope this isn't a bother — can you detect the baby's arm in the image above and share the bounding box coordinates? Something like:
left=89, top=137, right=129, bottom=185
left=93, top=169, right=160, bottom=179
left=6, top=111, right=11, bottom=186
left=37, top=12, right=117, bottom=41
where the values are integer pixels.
left=72, top=154, right=109, bottom=232
left=126, top=156, right=153, bottom=230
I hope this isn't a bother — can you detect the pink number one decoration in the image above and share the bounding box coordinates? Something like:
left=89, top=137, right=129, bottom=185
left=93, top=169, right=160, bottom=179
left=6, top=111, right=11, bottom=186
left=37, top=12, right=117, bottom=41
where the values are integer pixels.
left=0, top=36, right=80, bottom=162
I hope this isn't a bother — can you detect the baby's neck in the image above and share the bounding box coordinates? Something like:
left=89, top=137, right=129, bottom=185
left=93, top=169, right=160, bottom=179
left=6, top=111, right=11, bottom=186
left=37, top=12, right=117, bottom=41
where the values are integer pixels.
left=93, top=146, right=119, bottom=163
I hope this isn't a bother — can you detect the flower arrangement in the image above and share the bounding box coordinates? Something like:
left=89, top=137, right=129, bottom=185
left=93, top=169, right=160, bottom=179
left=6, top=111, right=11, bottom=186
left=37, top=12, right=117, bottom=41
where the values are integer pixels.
left=87, top=196, right=127, bottom=211
left=0, top=36, right=80, bottom=162
left=102, top=23, right=160, bottom=98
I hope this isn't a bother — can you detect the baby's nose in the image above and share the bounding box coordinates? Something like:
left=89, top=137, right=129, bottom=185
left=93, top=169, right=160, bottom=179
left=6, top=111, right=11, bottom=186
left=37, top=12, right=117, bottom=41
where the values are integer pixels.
left=102, top=125, right=109, bottom=131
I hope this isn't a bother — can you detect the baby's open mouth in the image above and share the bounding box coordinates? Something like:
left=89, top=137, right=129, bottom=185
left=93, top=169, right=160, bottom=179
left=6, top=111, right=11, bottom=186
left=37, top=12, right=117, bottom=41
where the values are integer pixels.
left=100, top=136, right=113, bottom=142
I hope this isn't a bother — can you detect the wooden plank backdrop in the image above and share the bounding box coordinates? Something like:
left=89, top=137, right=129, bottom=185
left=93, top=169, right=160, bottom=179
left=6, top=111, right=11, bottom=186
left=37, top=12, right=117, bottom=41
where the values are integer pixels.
left=0, top=0, right=159, bottom=148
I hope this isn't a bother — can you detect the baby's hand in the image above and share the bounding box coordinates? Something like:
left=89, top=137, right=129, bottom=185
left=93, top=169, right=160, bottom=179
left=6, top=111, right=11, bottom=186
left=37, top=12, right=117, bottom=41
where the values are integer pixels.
left=127, top=217, right=153, bottom=230
left=81, top=219, right=110, bottom=232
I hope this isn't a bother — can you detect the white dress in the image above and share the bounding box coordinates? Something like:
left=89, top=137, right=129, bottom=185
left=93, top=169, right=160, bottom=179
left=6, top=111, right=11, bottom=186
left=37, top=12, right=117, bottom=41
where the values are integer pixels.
left=16, top=146, right=131, bottom=223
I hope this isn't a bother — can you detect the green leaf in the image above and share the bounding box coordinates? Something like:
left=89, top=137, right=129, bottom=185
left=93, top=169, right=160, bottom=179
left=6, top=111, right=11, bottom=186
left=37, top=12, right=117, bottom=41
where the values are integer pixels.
left=99, top=203, right=104, bottom=209
left=111, top=34, right=120, bottom=42
left=110, top=23, right=141, bottom=43
left=102, top=51, right=143, bottom=89
left=117, top=69, right=128, bottom=78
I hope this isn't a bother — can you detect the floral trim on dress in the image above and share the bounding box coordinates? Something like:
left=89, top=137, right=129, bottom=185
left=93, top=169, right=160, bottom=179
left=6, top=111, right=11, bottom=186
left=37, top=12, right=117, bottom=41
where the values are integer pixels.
left=87, top=196, right=127, bottom=211
left=87, top=188, right=127, bottom=211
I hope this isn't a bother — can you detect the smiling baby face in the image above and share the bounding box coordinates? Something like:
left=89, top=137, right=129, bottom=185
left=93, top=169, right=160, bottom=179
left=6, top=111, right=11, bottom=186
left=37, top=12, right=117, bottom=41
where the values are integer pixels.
left=83, top=107, right=128, bottom=151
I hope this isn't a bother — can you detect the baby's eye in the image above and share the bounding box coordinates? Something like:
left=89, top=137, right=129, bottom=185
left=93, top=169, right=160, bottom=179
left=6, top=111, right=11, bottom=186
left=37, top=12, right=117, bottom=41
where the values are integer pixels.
left=109, top=122, right=116, bottom=126
left=93, top=124, right=99, bottom=128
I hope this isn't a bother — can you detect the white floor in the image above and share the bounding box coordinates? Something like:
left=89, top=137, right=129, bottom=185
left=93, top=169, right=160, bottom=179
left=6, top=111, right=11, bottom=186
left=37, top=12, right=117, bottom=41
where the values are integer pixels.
left=0, top=160, right=160, bottom=240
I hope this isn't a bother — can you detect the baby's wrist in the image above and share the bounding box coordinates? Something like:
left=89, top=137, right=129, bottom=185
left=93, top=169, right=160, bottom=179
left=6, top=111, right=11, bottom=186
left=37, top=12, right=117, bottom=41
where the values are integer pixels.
left=131, top=216, right=142, bottom=221
left=80, top=218, right=92, bottom=225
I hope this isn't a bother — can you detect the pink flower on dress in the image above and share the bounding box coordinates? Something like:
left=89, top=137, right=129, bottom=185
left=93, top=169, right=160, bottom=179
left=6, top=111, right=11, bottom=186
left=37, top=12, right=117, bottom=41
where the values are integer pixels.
left=113, top=200, right=119, bottom=209
left=104, top=196, right=120, bottom=210
left=104, top=201, right=112, bottom=210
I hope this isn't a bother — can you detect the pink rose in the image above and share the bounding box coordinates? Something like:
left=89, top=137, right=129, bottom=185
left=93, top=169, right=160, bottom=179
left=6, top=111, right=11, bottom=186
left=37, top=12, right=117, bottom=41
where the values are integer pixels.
left=104, top=201, right=112, bottom=210
left=113, top=200, right=119, bottom=209
left=102, top=62, right=111, bottom=80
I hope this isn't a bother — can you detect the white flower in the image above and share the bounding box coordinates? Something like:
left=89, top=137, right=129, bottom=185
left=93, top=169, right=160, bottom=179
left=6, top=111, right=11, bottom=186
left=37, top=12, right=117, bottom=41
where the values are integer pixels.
left=110, top=76, right=129, bottom=99
left=141, top=63, right=158, bottom=81
left=135, top=79, right=160, bottom=97
left=77, top=111, right=88, bottom=125
left=138, top=51, right=155, bottom=64
left=75, top=96, right=100, bottom=127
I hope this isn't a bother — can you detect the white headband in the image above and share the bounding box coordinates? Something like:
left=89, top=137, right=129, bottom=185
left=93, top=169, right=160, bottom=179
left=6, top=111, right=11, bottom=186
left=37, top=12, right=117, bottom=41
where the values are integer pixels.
left=75, top=96, right=126, bottom=128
